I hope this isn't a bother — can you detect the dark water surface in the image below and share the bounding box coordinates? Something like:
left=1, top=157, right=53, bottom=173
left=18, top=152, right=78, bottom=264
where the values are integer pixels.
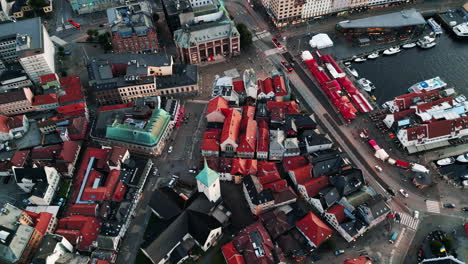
left=351, top=34, right=468, bottom=104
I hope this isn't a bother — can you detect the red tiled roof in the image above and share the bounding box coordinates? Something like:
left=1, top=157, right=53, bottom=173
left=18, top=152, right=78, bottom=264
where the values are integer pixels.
left=207, top=96, right=229, bottom=115
left=31, top=145, right=62, bottom=160
left=57, top=102, right=86, bottom=117
left=263, top=78, right=273, bottom=95
left=291, top=164, right=313, bottom=183
left=237, top=119, right=257, bottom=153
left=98, top=102, right=134, bottom=112
left=33, top=212, right=53, bottom=235
left=394, top=90, right=439, bottom=111
left=257, top=161, right=279, bottom=179
left=296, top=211, right=333, bottom=247
left=257, top=79, right=265, bottom=94
left=107, top=146, right=128, bottom=167
left=256, top=121, right=269, bottom=153
left=7, top=115, right=25, bottom=129
left=90, top=260, right=109, bottom=264
left=39, top=73, right=58, bottom=84
left=58, top=141, right=80, bottom=162
left=267, top=101, right=300, bottom=114
left=220, top=109, right=242, bottom=144
left=233, top=80, right=245, bottom=93
left=283, top=156, right=309, bottom=172
left=393, top=108, right=416, bottom=121
left=56, top=215, right=101, bottom=251
left=231, top=158, right=257, bottom=176
left=0, top=115, right=9, bottom=133
left=32, top=93, right=58, bottom=106
left=68, top=116, right=88, bottom=140
left=112, top=182, right=127, bottom=201
left=58, top=76, right=84, bottom=105
left=273, top=76, right=287, bottom=96
left=201, top=129, right=221, bottom=152
left=326, top=204, right=347, bottom=224
left=416, top=97, right=453, bottom=113
left=406, top=116, right=468, bottom=141
left=221, top=241, right=246, bottom=264
left=66, top=204, right=99, bottom=217
left=301, top=176, right=329, bottom=197
left=263, top=179, right=288, bottom=193
left=230, top=221, right=276, bottom=264
left=11, top=150, right=30, bottom=167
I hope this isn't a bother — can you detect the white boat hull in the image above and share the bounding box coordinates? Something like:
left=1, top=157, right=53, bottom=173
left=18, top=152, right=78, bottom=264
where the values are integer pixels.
left=436, top=158, right=455, bottom=166
left=402, top=43, right=416, bottom=49
left=383, top=48, right=401, bottom=55
left=456, top=154, right=468, bottom=163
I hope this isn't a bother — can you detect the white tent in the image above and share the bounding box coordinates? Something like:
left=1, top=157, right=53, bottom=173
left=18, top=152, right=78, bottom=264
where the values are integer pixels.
left=374, top=149, right=389, bottom=161
left=411, top=163, right=429, bottom=174
left=309, top=33, right=334, bottom=49
left=301, top=50, right=313, bottom=61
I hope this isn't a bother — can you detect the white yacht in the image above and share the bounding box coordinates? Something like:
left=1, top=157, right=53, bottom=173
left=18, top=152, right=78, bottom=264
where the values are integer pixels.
left=354, top=57, right=367, bottom=62
left=417, top=36, right=437, bottom=49
left=367, top=52, right=379, bottom=59
left=436, top=157, right=455, bottom=166
left=453, top=22, right=468, bottom=38
left=346, top=66, right=359, bottom=78
left=402, top=43, right=417, bottom=49
left=456, top=153, right=468, bottom=163
left=383, top=46, right=401, bottom=55
left=357, top=78, right=376, bottom=92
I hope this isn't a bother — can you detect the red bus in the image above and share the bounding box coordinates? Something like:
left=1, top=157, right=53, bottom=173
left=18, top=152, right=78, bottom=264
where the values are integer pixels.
left=67, top=19, right=80, bottom=29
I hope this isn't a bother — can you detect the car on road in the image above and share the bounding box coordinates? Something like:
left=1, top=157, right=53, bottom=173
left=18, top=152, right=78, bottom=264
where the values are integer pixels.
left=374, top=165, right=383, bottom=172
left=168, top=146, right=173, bottom=153
left=413, top=210, right=419, bottom=219
left=67, top=19, right=81, bottom=29
left=399, top=189, right=409, bottom=198
left=462, top=207, right=468, bottom=212
left=334, top=250, right=345, bottom=256
left=188, top=169, right=197, bottom=173
left=272, top=37, right=282, bottom=48
left=386, top=188, right=396, bottom=196
left=168, top=175, right=179, bottom=188
left=443, top=203, right=456, bottom=208
left=281, top=60, right=293, bottom=72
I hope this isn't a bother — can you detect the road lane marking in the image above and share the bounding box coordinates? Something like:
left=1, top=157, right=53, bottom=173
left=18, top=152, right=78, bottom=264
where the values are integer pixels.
left=397, top=212, right=419, bottom=230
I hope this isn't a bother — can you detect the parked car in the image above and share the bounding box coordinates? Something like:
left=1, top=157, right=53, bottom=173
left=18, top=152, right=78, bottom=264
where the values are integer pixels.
left=272, top=38, right=282, bottom=48
left=168, top=175, right=179, bottom=188
left=168, top=146, right=173, bottom=153
left=334, top=250, right=345, bottom=256
left=462, top=207, right=468, bottom=212
left=443, top=203, right=456, bottom=208
left=386, top=188, right=396, bottom=196
left=281, top=60, right=293, bottom=72
left=414, top=210, right=419, bottom=219
left=399, top=189, right=409, bottom=198
left=188, top=169, right=197, bottom=173
left=374, top=165, right=383, bottom=172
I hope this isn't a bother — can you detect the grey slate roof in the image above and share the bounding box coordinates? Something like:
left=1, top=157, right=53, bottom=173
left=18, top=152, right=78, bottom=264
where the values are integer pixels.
left=337, top=9, right=426, bottom=28
left=329, top=168, right=364, bottom=196
left=142, top=210, right=221, bottom=263
left=156, top=64, right=198, bottom=89
left=421, top=256, right=465, bottom=264
left=148, top=188, right=185, bottom=220
left=32, top=234, right=68, bottom=264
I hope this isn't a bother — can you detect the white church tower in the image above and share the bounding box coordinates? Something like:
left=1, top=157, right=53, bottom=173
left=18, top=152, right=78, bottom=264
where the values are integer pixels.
left=196, top=160, right=221, bottom=203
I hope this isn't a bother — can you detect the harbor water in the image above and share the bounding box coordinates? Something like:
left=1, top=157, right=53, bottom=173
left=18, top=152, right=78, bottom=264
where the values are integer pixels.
left=351, top=34, right=468, bottom=105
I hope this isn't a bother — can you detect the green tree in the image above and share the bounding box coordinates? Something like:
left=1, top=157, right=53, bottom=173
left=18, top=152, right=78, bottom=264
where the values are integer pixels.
left=58, top=46, right=65, bottom=52
left=319, top=238, right=335, bottom=250
left=442, top=237, right=454, bottom=252
left=430, top=240, right=444, bottom=255
left=61, top=71, right=68, bottom=77
left=236, top=23, right=252, bottom=49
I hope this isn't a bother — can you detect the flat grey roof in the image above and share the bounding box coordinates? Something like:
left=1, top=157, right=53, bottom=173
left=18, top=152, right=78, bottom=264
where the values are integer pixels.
left=0, top=18, right=43, bottom=50
left=338, top=9, right=426, bottom=29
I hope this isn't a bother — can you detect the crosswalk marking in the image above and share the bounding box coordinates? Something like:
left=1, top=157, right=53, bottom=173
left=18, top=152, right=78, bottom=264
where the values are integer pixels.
left=394, top=227, right=405, bottom=247
left=396, top=212, right=419, bottom=230
left=426, top=200, right=440, bottom=214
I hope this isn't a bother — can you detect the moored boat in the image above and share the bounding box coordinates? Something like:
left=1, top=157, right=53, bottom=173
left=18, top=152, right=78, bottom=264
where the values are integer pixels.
left=346, top=66, right=359, bottom=78
left=367, top=52, right=379, bottom=59
left=357, top=78, right=376, bottom=92
left=453, top=22, right=468, bottom=38
left=456, top=153, right=468, bottom=163
left=417, top=36, right=437, bottom=49
left=436, top=157, right=455, bottom=166
left=383, top=46, right=401, bottom=55
left=408, top=77, right=447, bottom=93
left=428, top=18, right=443, bottom=35
left=402, top=43, right=416, bottom=49
left=354, top=57, right=367, bottom=62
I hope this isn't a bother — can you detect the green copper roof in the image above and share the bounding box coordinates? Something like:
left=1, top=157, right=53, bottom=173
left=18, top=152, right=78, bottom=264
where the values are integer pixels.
left=105, top=108, right=171, bottom=146
left=196, top=160, right=220, bottom=186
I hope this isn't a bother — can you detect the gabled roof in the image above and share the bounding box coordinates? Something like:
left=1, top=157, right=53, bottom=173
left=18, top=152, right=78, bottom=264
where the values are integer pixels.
left=256, top=121, right=269, bottom=153
left=7, top=115, right=26, bottom=129
left=237, top=119, right=257, bottom=153
left=222, top=241, right=246, bottom=264
left=326, top=204, right=347, bottom=224
left=201, top=129, right=221, bottom=152
left=295, top=211, right=333, bottom=247
left=11, top=150, right=30, bottom=167
left=301, top=176, right=329, bottom=197
left=231, top=158, right=257, bottom=176
left=207, top=96, right=229, bottom=115
left=58, top=141, right=80, bottom=162
left=32, top=93, right=58, bottom=106
left=291, top=164, right=313, bottom=184
left=272, top=75, right=287, bottom=96
left=220, top=109, right=242, bottom=143
left=233, top=80, right=245, bottom=93
left=0, top=115, right=10, bottom=133
left=283, top=156, right=309, bottom=171
left=196, top=160, right=220, bottom=186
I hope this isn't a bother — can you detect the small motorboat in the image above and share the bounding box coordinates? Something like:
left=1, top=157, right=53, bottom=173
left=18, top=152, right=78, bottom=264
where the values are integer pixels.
left=402, top=43, right=417, bottom=49
left=346, top=66, right=359, bottom=78
left=357, top=78, right=376, bottom=92
left=383, top=46, right=401, bottom=55
left=354, top=57, right=367, bottom=62
left=367, top=52, right=379, bottom=59
left=344, top=61, right=351, bottom=66
left=417, top=36, right=437, bottom=49
left=436, top=157, right=455, bottom=166
left=456, top=153, right=468, bottom=163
